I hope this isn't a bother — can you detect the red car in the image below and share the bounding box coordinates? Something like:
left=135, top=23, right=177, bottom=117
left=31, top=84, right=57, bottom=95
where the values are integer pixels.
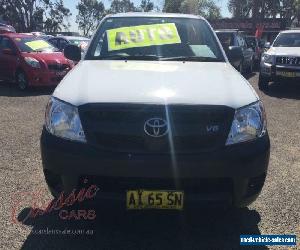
left=0, top=33, right=74, bottom=90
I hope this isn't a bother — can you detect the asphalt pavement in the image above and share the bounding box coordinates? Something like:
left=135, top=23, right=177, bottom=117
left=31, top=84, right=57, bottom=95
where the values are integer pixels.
left=0, top=73, right=299, bottom=250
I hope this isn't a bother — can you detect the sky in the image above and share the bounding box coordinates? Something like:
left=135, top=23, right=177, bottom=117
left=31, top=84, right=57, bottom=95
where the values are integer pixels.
left=64, top=0, right=230, bottom=31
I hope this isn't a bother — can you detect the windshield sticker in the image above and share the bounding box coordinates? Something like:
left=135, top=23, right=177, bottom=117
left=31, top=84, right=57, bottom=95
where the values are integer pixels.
left=107, top=23, right=181, bottom=51
left=25, top=40, right=50, bottom=50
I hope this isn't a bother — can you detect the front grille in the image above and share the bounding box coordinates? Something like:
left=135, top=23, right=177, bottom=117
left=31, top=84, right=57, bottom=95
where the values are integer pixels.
left=79, top=176, right=233, bottom=194
left=48, top=63, right=70, bottom=71
left=276, top=56, right=300, bottom=66
left=78, top=104, right=235, bottom=154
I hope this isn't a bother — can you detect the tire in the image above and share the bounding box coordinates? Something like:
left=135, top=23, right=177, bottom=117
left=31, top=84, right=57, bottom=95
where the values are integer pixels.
left=16, top=70, right=29, bottom=91
left=258, top=74, right=269, bottom=91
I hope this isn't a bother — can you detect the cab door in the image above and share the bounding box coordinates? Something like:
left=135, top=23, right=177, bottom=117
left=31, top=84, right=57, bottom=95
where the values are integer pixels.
left=0, top=37, right=19, bottom=81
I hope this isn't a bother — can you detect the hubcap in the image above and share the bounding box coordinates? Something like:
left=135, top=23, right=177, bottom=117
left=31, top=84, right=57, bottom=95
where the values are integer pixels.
left=18, top=73, right=26, bottom=90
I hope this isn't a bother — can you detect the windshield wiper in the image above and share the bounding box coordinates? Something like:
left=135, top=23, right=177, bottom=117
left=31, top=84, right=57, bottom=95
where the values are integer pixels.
left=161, top=56, right=222, bottom=62
left=97, top=55, right=162, bottom=61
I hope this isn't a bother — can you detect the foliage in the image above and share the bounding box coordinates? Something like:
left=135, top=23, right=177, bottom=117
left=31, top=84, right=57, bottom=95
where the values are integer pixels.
left=228, top=0, right=300, bottom=25
left=163, top=0, right=183, bottom=12
left=139, top=0, right=154, bottom=12
left=0, top=0, right=71, bottom=32
left=109, top=0, right=137, bottom=13
left=164, top=0, right=221, bottom=19
left=76, top=0, right=105, bottom=36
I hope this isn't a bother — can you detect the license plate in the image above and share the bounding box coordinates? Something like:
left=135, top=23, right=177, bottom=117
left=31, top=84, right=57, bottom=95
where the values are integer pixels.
left=277, top=71, right=296, bottom=77
left=126, top=190, right=184, bottom=210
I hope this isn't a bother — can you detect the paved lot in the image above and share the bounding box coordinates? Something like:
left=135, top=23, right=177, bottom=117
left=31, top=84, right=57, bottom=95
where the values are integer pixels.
left=0, top=73, right=299, bottom=250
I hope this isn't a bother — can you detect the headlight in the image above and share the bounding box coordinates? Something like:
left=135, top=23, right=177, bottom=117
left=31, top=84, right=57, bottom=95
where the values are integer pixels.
left=226, top=101, right=267, bottom=145
left=24, top=57, right=41, bottom=68
left=261, top=53, right=274, bottom=64
left=45, top=97, right=86, bottom=143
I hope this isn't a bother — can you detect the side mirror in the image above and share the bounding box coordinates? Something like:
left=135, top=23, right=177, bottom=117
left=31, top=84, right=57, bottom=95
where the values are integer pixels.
left=64, top=44, right=81, bottom=62
left=2, top=48, right=16, bottom=56
left=227, top=46, right=243, bottom=64
left=264, top=42, right=271, bottom=49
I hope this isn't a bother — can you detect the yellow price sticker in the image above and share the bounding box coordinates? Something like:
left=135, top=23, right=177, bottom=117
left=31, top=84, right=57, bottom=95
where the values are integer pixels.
left=25, top=40, right=50, bottom=50
left=107, top=23, right=181, bottom=51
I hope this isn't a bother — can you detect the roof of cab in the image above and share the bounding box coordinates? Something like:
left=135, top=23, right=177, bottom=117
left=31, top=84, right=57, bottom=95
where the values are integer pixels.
left=0, top=32, right=33, bottom=38
left=106, top=12, right=205, bottom=20
left=280, top=29, right=300, bottom=34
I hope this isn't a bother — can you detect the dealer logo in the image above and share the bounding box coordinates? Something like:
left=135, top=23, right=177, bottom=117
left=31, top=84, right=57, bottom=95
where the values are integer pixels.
left=144, top=118, right=169, bottom=138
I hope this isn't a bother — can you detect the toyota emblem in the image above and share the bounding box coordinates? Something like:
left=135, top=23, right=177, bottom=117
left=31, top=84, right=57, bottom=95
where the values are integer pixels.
left=144, top=118, right=169, bottom=138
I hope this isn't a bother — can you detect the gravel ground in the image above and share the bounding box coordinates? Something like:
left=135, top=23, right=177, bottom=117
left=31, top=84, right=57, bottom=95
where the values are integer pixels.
left=0, top=73, right=299, bottom=250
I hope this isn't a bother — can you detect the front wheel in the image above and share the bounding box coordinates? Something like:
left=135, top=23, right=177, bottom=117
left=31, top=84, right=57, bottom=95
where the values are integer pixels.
left=258, top=74, right=269, bottom=91
left=16, top=71, right=29, bottom=91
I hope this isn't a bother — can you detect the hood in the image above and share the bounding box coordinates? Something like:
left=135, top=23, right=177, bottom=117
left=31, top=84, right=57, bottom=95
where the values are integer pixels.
left=22, top=52, right=69, bottom=64
left=54, top=60, right=258, bottom=109
left=267, top=47, right=300, bottom=56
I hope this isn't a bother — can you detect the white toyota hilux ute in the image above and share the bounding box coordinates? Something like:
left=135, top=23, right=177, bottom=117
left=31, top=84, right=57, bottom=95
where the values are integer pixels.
left=259, top=29, right=300, bottom=90
left=41, top=13, right=270, bottom=209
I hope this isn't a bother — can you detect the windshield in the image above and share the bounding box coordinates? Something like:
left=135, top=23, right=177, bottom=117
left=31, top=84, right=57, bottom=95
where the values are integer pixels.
left=273, top=33, right=300, bottom=47
left=69, top=39, right=89, bottom=45
left=13, top=37, right=59, bottom=52
left=87, top=17, right=225, bottom=62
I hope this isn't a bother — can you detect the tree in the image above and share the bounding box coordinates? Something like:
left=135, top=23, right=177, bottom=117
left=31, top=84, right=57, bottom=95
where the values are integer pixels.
left=228, top=0, right=300, bottom=26
left=228, top=0, right=253, bottom=18
left=0, top=0, right=71, bottom=32
left=76, top=0, right=105, bottom=36
left=163, top=0, right=221, bottom=19
left=44, top=0, right=72, bottom=33
left=109, top=0, right=136, bottom=13
left=139, top=0, right=154, bottom=12
left=163, top=0, right=183, bottom=12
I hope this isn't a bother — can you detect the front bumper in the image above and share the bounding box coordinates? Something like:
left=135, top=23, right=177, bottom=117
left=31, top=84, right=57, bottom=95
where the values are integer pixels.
left=260, top=62, right=300, bottom=81
left=40, top=129, right=270, bottom=208
left=26, top=68, right=71, bottom=87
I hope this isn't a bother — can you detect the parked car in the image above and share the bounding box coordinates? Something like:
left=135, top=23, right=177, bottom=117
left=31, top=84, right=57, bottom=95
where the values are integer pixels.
left=0, top=33, right=74, bottom=90
left=41, top=13, right=270, bottom=209
left=216, top=29, right=255, bottom=73
left=0, top=23, right=16, bottom=34
left=31, top=31, right=47, bottom=37
left=30, top=31, right=54, bottom=40
left=245, top=36, right=264, bottom=65
left=48, top=36, right=90, bottom=53
left=259, top=30, right=300, bottom=90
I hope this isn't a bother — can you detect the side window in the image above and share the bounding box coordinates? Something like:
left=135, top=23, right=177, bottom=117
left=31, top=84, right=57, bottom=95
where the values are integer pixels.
left=236, top=35, right=241, bottom=47
left=236, top=35, right=245, bottom=48
left=0, top=37, right=16, bottom=52
left=240, top=36, right=247, bottom=49
left=59, top=39, right=68, bottom=50
left=49, top=38, right=58, bottom=47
